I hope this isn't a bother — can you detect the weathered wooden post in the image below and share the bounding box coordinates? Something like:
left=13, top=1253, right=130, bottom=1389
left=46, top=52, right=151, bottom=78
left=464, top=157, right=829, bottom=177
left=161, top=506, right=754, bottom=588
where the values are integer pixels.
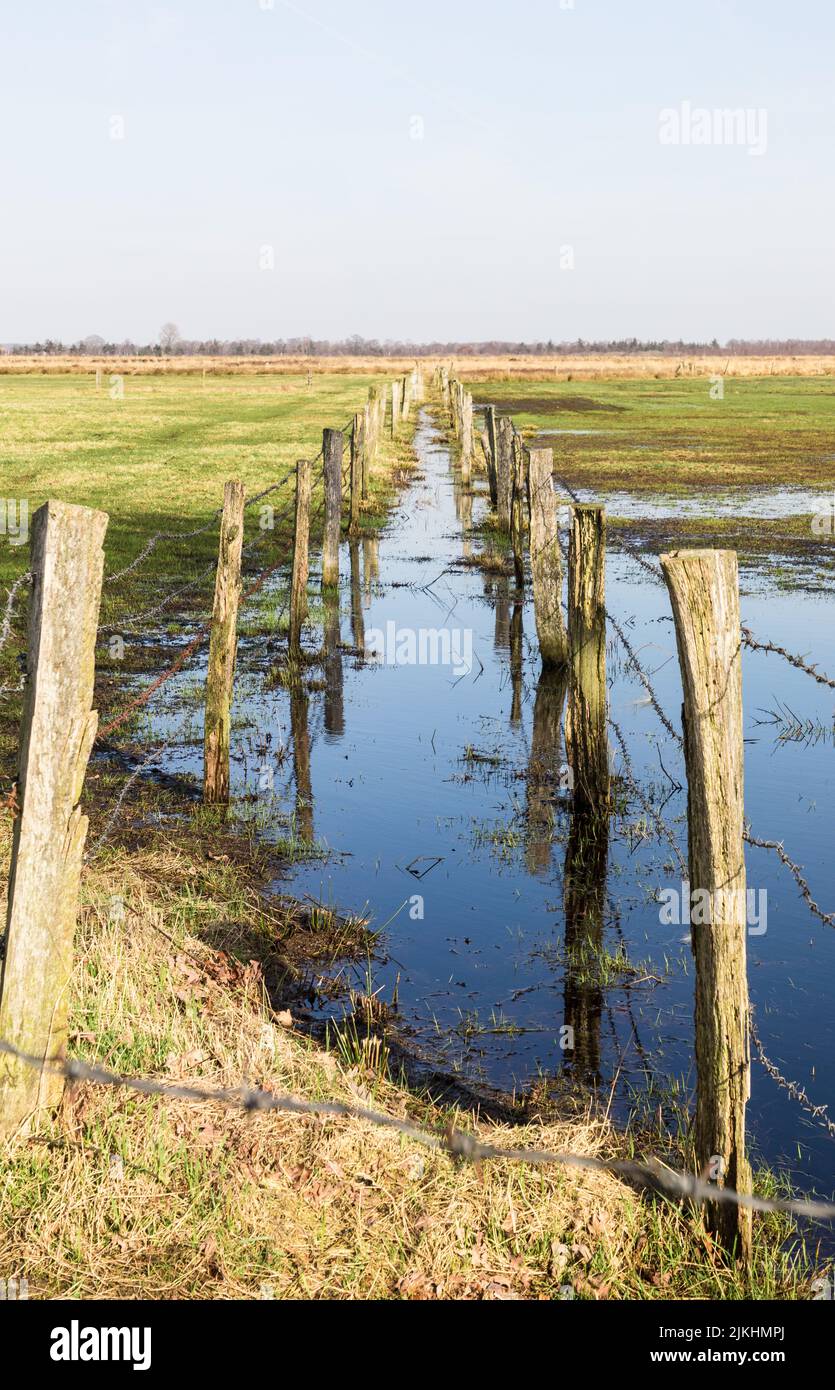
left=660, top=549, right=752, bottom=1265
left=289, top=458, right=312, bottom=655
left=510, top=431, right=527, bottom=588
left=483, top=407, right=499, bottom=507
left=566, top=506, right=608, bottom=809
left=349, top=413, right=364, bottom=535
left=460, top=391, right=473, bottom=484
left=496, top=416, right=514, bottom=531
left=375, top=385, right=386, bottom=439
left=0, top=501, right=107, bottom=1137
left=527, top=446, right=567, bottom=668
left=321, top=428, right=343, bottom=589
left=391, top=380, right=401, bottom=437
left=448, top=380, right=460, bottom=437
left=204, top=480, right=245, bottom=803
left=362, top=398, right=373, bottom=499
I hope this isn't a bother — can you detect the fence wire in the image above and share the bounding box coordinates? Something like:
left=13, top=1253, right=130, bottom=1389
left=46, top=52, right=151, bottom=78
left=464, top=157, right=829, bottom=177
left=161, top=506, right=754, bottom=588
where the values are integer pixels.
left=1, top=1036, right=833, bottom=1222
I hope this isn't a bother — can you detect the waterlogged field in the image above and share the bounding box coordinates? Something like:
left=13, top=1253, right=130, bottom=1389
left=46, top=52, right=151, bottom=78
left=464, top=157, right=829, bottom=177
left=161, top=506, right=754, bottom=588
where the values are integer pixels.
left=2, top=368, right=835, bottom=1256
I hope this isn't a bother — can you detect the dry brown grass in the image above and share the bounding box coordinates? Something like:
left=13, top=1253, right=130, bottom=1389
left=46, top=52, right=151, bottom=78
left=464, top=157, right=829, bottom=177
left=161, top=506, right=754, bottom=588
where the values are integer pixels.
left=4, top=353, right=835, bottom=381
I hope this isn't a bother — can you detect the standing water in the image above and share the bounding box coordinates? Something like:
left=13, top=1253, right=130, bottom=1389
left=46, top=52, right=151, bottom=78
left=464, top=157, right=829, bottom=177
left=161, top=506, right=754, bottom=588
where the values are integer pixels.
left=173, top=410, right=835, bottom=1219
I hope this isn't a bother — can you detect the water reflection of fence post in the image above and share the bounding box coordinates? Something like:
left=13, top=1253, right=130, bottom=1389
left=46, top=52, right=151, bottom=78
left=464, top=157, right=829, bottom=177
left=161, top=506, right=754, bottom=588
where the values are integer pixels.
left=321, top=428, right=343, bottom=590
left=563, top=791, right=607, bottom=1084
left=525, top=668, right=568, bottom=877
left=566, top=505, right=609, bottom=810
left=323, top=588, right=344, bottom=736
left=204, top=480, right=245, bottom=804
left=289, top=458, right=312, bottom=657
left=349, top=538, right=365, bottom=652
left=660, top=548, right=752, bottom=1266
left=0, top=500, right=107, bottom=1139
left=526, top=445, right=568, bottom=669
left=289, top=682, right=314, bottom=846
left=510, top=602, right=524, bottom=726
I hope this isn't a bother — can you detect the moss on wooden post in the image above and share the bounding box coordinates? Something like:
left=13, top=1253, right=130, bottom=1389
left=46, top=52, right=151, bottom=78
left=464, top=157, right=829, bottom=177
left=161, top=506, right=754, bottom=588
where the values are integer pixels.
left=661, top=548, right=752, bottom=1265
left=204, top=481, right=245, bottom=803
left=526, top=446, right=567, bottom=669
left=0, top=500, right=107, bottom=1137
left=289, top=458, right=312, bottom=656
left=321, top=428, right=343, bottom=590
left=566, top=505, right=609, bottom=811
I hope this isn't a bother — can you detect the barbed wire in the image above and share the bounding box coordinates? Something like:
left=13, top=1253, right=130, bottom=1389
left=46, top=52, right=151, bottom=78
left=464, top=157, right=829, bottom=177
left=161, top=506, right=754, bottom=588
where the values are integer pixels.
left=0, top=571, right=32, bottom=651
left=743, top=827, right=835, bottom=929
left=750, top=1011, right=835, bottom=1138
left=741, top=626, right=835, bottom=691
left=0, top=1036, right=832, bottom=1221
left=85, top=739, right=174, bottom=859
left=104, top=515, right=222, bottom=585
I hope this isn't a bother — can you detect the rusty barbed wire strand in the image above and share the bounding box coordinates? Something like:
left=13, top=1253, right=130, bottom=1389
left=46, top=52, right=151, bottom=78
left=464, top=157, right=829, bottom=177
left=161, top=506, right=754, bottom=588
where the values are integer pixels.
left=750, top=1011, right=835, bottom=1139
left=0, top=1036, right=832, bottom=1221
left=99, top=499, right=299, bottom=635
left=85, top=739, right=174, bottom=859
left=96, top=629, right=210, bottom=741
left=104, top=515, right=222, bottom=585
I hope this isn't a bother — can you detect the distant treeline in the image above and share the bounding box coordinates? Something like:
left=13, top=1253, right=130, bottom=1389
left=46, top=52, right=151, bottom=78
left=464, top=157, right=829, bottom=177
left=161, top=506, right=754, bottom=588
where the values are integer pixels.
left=4, top=335, right=835, bottom=358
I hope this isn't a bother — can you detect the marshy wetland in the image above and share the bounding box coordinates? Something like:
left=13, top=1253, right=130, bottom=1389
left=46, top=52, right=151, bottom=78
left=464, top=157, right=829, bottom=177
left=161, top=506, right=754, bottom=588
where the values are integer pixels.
left=2, top=368, right=834, bottom=1294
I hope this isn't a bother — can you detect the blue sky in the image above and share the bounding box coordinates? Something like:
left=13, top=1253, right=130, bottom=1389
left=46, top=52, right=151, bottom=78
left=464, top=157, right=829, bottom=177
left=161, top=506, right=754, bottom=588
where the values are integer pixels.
left=1, top=0, right=832, bottom=342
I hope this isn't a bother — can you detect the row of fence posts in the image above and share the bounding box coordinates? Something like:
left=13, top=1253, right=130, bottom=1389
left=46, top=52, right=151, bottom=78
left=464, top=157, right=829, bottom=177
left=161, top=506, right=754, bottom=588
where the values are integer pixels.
left=434, top=369, right=752, bottom=1264
left=0, top=371, right=419, bottom=1141
left=0, top=365, right=754, bottom=1264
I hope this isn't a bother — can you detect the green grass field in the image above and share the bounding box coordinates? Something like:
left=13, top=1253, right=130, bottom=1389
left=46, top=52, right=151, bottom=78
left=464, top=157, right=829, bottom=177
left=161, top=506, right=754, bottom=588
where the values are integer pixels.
left=0, top=372, right=387, bottom=582
left=472, top=374, right=835, bottom=491
left=0, top=372, right=401, bottom=722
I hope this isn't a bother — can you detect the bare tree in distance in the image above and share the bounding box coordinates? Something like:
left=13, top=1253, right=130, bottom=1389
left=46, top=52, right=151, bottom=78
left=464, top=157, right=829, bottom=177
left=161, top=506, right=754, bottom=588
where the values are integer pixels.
left=159, top=322, right=181, bottom=353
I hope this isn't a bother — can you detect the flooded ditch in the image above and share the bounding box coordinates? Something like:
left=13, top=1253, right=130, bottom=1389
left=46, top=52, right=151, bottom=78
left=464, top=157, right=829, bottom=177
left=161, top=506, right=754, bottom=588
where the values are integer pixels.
left=144, top=408, right=835, bottom=1225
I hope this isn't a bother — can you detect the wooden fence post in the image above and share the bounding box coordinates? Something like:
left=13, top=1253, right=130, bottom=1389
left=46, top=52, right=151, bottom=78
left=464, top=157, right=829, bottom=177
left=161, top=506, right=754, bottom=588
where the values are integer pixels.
left=660, top=548, right=752, bottom=1265
left=362, top=398, right=373, bottom=498
left=204, top=480, right=245, bottom=803
left=0, top=500, right=107, bottom=1138
left=460, top=392, right=473, bottom=484
left=510, top=431, right=527, bottom=588
left=349, top=414, right=364, bottom=534
left=566, top=505, right=609, bottom=809
left=289, top=458, right=312, bottom=655
left=391, top=380, right=401, bottom=437
left=484, top=407, right=499, bottom=506
left=496, top=416, right=514, bottom=531
left=321, top=427, right=343, bottom=589
left=527, top=446, right=568, bottom=668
